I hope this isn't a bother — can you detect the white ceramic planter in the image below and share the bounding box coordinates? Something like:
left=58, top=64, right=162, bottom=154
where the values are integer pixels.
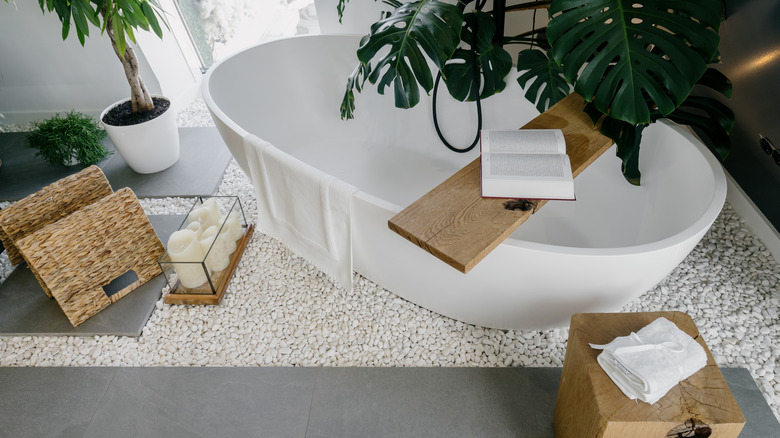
left=100, top=95, right=180, bottom=174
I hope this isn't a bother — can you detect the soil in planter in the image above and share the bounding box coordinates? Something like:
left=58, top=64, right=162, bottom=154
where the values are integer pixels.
left=102, top=97, right=170, bottom=127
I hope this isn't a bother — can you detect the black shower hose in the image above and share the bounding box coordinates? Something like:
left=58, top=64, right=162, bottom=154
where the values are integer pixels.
left=432, top=21, right=483, bottom=154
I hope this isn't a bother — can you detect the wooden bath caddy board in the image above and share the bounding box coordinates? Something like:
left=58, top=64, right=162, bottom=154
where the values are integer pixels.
left=15, top=187, right=165, bottom=327
left=163, top=224, right=255, bottom=305
left=388, top=93, right=615, bottom=273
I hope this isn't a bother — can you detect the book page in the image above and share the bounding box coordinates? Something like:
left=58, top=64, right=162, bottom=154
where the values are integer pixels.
left=482, top=129, right=564, bottom=154
left=488, top=153, right=568, bottom=178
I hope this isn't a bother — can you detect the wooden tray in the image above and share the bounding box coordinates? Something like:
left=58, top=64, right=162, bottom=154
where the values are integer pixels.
left=163, top=224, right=255, bottom=305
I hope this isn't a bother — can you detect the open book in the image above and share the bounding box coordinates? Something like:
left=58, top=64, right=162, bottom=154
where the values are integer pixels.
left=480, top=129, right=575, bottom=200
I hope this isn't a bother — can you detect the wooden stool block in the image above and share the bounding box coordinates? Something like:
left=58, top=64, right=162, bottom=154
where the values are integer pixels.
left=554, top=312, right=745, bottom=438
left=15, top=188, right=164, bottom=327
left=0, top=166, right=113, bottom=267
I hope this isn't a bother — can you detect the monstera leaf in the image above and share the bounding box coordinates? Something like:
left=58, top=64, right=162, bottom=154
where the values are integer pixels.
left=441, top=11, right=512, bottom=102
left=547, top=0, right=723, bottom=125
left=587, top=66, right=733, bottom=185
left=516, top=49, right=570, bottom=114
left=661, top=68, right=734, bottom=160
left=340, top=63, right=372, bottom=120
left=356, top=0, right=463, bottom=109
left=596, top=114, right=646, bottom=185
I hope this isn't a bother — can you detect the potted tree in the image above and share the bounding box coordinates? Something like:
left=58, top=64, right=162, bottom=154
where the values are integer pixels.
left=8, top=0, right=179, bottom=174
left=338, top=0, right=733, bottom=185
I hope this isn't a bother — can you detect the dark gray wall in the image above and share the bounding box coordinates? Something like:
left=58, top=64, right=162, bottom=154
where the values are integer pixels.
left=714, top=0, right=780, bottom=231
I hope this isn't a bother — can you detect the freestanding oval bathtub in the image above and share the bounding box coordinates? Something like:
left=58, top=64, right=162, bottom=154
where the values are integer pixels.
left=203, top=34, right=727, bottom=329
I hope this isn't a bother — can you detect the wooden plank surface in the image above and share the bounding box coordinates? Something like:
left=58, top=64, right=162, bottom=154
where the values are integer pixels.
left=388, top=93, right=615, bottom=273
left=554, top=312, right=745, bottom=438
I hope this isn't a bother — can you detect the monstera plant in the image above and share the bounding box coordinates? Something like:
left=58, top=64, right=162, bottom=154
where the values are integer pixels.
left=339, top=0, right=733, bottom=184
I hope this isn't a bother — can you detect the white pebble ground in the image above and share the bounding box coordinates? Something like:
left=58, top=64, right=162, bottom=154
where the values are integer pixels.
left=1, top=102, right=778, bottom=422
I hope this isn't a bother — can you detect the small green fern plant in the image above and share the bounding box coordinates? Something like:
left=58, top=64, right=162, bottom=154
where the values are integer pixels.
left=27, top=111, right=110, bottom=167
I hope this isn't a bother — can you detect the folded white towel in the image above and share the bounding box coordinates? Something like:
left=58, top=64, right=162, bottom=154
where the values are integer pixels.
left=590, top=317, right=708, bottom=404
left=244, top=134, right=358, bottom=291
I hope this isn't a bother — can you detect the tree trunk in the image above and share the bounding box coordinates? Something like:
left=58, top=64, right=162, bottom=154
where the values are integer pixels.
left=105, top=14, right=154, bottom=113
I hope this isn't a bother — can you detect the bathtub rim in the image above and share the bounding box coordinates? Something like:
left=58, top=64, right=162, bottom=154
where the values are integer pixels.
left=202, top=34, right=727, bottom=259
left=202, top=34, right=365, bottom=143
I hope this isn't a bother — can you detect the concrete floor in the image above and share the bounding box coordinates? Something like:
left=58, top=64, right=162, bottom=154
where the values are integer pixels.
left=0, top=367, right=777, bottom=438
left=0, top=128, right=231, bottom=201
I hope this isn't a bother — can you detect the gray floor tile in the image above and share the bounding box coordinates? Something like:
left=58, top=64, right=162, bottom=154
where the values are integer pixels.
left=0, top=367, right=775, bottom=438
left=100, top=127, right=232, bottom=198
left=0, top=127, right=231, bottom=201
left=0, top=215, right=183, bottom=337
left=0, top=132, right=114, bottom=201
left=0, top=367, right=117, bottom=438
left=721, top=367, right=780, bottom=437
left=83, top=368, right=316, bottom=438
left=306, top=367, right=557, bottom=438
left=523, top=367, right=561, bottom=437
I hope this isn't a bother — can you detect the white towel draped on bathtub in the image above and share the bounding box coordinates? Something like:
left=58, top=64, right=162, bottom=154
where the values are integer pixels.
left=244, top=134, right=357, bottom=291
left=590, top=316, right=708, bottom=405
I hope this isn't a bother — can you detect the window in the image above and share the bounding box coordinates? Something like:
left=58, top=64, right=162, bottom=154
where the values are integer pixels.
left=172, top=0, right=319, bottom=71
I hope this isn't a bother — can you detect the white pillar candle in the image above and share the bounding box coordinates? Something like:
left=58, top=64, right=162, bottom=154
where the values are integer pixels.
left=222, top=211, right=244, bottom=242
left=199, top=227, right=230, bottom=272
left=167, top=229, right=208, bottom=289
left=204, top=224, right=237, bottom=257
left=188, top=198, right=221, bottom=229
left=220, top=225, right=238, bottom=256
left=187, top=207, right=208, bottom=228
left=185, top=221, right=203, bottom=238
left=202, top=198, right=222, bottom=227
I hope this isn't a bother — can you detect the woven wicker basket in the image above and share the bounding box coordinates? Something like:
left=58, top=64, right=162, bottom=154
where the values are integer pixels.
left=16, top=188, right=164, bottom=327
left=1, top=166, right=165, bottom=327
left=0, top=166, right=112, bottom=267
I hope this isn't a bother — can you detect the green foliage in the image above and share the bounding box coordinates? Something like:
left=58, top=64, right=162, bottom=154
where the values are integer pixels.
left=337, top=0, right=734, bottom=185
left=24, top=0, right=167, bottom=114
left=337, top=0, right=351, bottom=23
left=583, top=66, right=733, bottom=185
left=441, top=11, right=512, bottom=102
left=337, top=0, right=384, bottom=23
left=595, top=114, right=646, bottom=185
left=341, top=0, right=463, bottom=117
left=341, top=63, right=372, bottom=120
left=662, top=68, right=734, bottom=160
left=583, top=63, right=734, bottom=181
left=547, top=0, right=722, bottom=125
left=516, top=48, right=569, bottom=114
left=35, top=0, right=166, bottom=58
left=26, top=112, right=110, bottom=167
left=338, top=0, right=346, bottom=22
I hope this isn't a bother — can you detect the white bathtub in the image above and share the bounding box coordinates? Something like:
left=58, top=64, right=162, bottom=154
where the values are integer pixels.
left=202, top=34, right=726, bottom=329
